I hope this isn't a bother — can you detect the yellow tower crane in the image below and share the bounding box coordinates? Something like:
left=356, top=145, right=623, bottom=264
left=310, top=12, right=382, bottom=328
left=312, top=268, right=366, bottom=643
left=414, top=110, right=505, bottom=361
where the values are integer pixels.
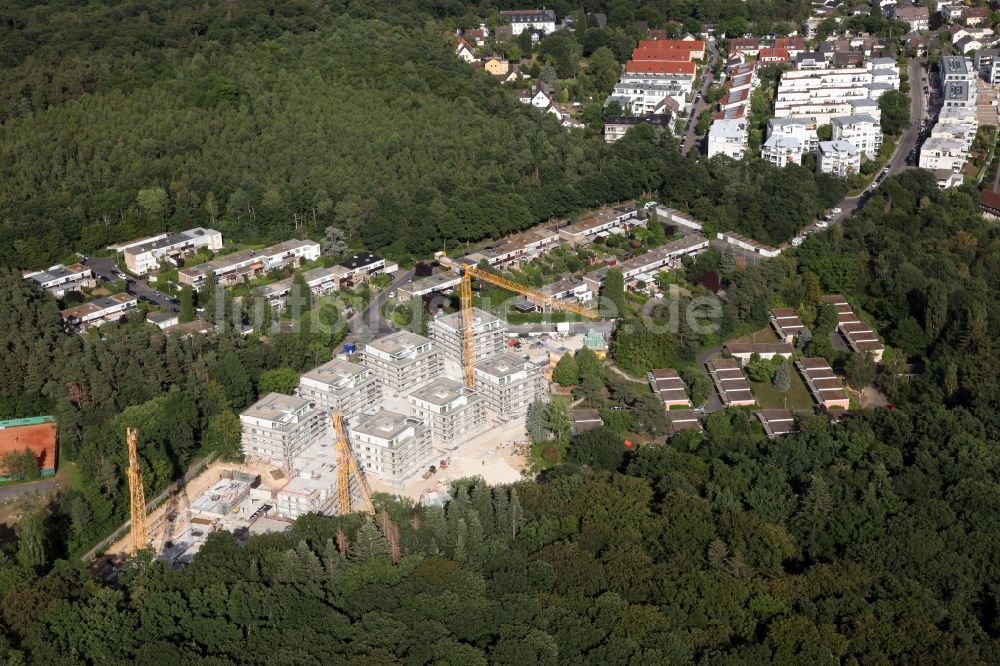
left=332, top=412, right=375, bottom=515
left=126, top=427, right=148, bottom=554
left=457, top=263, right=599, bottom=389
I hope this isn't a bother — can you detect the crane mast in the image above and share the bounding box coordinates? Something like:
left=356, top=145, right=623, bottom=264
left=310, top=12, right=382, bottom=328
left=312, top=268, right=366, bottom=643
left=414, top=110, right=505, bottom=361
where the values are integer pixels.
left=333, top=412, right=375, bottom=515
left=457, top=263, right=599, bottom=389
left=126, top=427, right=148, bottom=554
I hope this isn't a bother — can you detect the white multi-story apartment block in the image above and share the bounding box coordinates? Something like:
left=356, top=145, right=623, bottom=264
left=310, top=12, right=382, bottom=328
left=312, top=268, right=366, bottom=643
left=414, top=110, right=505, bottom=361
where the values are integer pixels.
left=707, top=119, right=748, bottom=159
left=362, top=331, right=439, bottom=397
left=817, top=140, right=861, bottom=177
left=499, top=9, right=556, bottom=35
left=349, top=409, right=433, bottom=487
left=429, top=308, right=508, bottom=370
left=607, top=79, right=687, bottom=116
left=118, top=227, right=224, bottom=275
left=774, top=66, right=899, bottom=124
left=919, top=138, right=968, bottom=173
left=408, top=378, right=488, bottom=448
left=178, top=239, right=320, bottom=290
left=832, top=114, right=882, bottom=158
left=761, top=135, right=806, bottom=167
left=940, top=55, right=976, bottom=85
left=23, top=263, right=95, bottom=298
left=239, top=393, right=325, bottom=469
left=60, top=293, right=138, bottom=333
left=296, top=358, right=381, bottom=426
left=474, top=352, right=548, bottom=421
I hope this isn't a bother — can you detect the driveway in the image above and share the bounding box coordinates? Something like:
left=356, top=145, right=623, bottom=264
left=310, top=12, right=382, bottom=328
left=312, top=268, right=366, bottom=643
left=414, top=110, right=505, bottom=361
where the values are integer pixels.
left=83, top=256, right=181, bottom=313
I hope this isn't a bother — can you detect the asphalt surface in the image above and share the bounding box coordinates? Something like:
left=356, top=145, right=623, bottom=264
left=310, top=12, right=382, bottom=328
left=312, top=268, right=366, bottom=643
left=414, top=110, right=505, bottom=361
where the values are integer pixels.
left=0, top=478, right=58, bottom=504
left=83, top=256, right=181, bottom=313
left=348, top=268, right=416, bottom=337
left=682, top=39, right=720, bottom=155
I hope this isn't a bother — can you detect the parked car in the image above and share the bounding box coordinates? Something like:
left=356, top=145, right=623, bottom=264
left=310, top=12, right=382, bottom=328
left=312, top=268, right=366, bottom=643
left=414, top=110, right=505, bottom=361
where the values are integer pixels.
left=816, top=220, right=830, bottom=229
left=831, top=207, right=842, bottom=214
left=791, top=236, right=805, bottom=247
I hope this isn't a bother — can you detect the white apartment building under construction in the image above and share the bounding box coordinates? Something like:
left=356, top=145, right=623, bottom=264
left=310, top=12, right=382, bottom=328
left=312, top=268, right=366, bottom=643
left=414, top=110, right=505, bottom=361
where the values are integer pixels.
left=429, top=308, right=508, bottom=370
left=296, top=358, right=381, bottom=426
left=362, top=330, right=440, bottom=397
left=239, top=393, right=325, bottom=469
left=408, top=378, right=488, bottom=448
left=349, top=409, right=433, bottom=487
left=474, top=352, right=548, bottom=421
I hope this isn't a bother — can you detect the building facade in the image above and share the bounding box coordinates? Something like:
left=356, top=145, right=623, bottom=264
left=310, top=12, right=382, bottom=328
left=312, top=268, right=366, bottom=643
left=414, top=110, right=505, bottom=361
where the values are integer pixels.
left=349, top=410, right=433, bottom=486
left=408, top=378, right=488, bottom=448
left=429, top=308, right=508, bottom=369
left=817, top=140, right=861, bottom=176
left=120, top=227, right=224, bottom=275
left=239, top=393, right=325, bottom=469
left=178, top=239, right=321, bottom=290
left=474, top=353, right=548, bottom=421
left=362, top=331, right=440, bottom=397
left=23, top=263, right=95, bottom=298
left=297, top=358, right=381, bottom=426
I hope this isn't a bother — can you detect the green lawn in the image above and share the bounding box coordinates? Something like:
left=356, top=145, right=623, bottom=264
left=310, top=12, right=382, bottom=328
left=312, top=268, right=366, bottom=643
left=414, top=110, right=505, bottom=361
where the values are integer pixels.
left=751, top=369, right=814, bottom=410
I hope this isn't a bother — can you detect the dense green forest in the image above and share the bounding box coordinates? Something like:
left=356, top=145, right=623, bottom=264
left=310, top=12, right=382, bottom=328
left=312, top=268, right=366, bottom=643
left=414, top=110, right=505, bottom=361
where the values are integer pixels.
left=3, top=159, right=1000, bottom=664
left=0, top=0, right=835, bottom=269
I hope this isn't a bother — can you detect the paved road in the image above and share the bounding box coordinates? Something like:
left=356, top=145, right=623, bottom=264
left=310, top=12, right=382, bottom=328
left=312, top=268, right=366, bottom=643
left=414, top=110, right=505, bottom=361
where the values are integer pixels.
left=682, top=40, right=719, bottom=155
left=508, top=321, right=616, bottom=336
left=348, top=268, right=415, bottom=338
left=83, top=256, right=181, bottom=313
left=790, top=58, right=928, bottom=241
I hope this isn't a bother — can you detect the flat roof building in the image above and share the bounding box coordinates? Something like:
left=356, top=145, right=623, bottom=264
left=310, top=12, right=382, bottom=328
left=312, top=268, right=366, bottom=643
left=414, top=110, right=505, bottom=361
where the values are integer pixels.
left=61, top=293, right=138, bottom=333
left=397, top=272, right=461, bottom=301
left=276, top=439, right=339, bottom=519
left=667, top=409, right=703, bottom=437
left=362, top=331, right=439, bottom=398
left=120, top=227, right=223, bottom=275
left=23, top=263, right=95, bottom=298
left=474, top=352, right=548, bottom=421
left=178, top=239, right=320, bottom=290
left=558, top=204, right=641, bottom=245
left=240, top=393, right=325, bottom=469
left=723, top=342, right=794, bottom=362
left=297, top=358, right=381, bottom=426
left=349, top=409, right=433, bottom=487
left=572, top=409, right=603, bottom=434
left=408, top=378, right=488, bottom=448
left=429, top=308, right=508, bottom=371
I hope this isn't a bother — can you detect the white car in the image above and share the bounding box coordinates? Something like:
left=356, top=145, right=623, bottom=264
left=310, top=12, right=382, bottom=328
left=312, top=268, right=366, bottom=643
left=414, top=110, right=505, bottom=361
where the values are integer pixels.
left=816, top=220, right=829, bottom=229
left=830, top=207, right=842, bottom=214
left=791, top=236, right=805, bottom=247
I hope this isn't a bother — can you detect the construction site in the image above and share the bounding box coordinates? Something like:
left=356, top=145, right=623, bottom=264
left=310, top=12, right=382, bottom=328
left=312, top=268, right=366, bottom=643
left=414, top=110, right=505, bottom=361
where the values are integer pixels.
left=116, top=260, right=602, bottom=567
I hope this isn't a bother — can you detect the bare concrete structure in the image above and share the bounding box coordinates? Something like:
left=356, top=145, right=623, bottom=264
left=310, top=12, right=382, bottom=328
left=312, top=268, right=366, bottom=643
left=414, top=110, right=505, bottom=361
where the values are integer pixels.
left=429, top=308, right=507, bottom=370
left=474, top=353, right=548, bottom=421
left=239, top=393, right=325, bottom=469
left=297, top=358, right=380, bottom=425
left=362, top=331, right=440, bottom=398
left=408, top=378, right=488, bottom=448
left=348, top=409, right=433, bottom=486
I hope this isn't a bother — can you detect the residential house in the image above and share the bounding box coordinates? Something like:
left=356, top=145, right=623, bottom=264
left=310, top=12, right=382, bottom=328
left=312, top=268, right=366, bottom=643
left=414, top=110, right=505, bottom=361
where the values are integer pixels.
left=796, top=357, right=851, bottom=409
left=716, top=232, right=781, bottom=258
left=480, top=56, right=509, bottom=76
left=455, top=39, right=476, bottom=63
left=117, top=227, right=224, bottom=275
left=770, top=308, right=804, bottom=342
left=706, top=358, right=756, bottom=407
left=61, top=293, right=138, bottom=333
left=759, top=47, right=791, bottom=63
left=648, top=369, right=692, bottom=409
left=517, top=82, right=554, bottom=108
left=964, top=7, right=990, bottom=27
left=178, top=239, right=321, bottom=290
left=729, top=38, right=760, bottom=57
left=146, top=312, right=179, bottom=330
left=723, top=342, right=794, bottom=362
left=893, top=6, right=929, bottom=32
left=558, top=204, right=640, bottom=245
left=23, top=263, right=95, bottom=298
